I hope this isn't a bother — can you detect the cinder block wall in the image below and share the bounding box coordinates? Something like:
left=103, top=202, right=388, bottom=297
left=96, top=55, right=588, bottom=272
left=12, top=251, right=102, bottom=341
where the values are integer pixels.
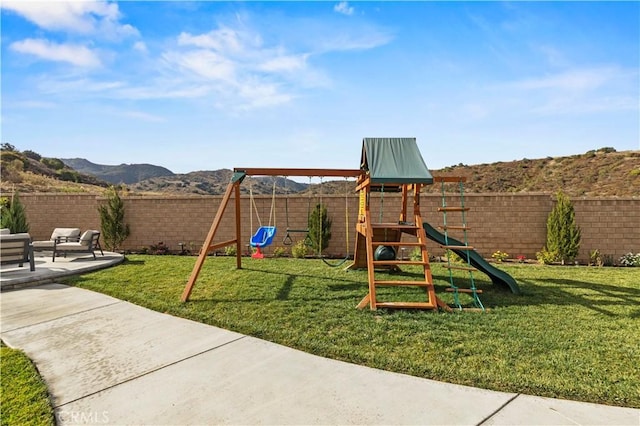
left=15, top=192, right=640, bottom=263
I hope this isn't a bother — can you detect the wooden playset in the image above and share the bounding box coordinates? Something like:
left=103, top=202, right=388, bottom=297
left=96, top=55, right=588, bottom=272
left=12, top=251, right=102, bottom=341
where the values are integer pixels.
left=180, top=138, right=519, bottom=310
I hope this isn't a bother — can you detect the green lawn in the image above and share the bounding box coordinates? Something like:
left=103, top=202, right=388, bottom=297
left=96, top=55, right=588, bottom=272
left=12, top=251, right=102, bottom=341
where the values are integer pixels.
left=64, top=255, right=640, bottom=408
left=0, top=342, right=55, bottom=426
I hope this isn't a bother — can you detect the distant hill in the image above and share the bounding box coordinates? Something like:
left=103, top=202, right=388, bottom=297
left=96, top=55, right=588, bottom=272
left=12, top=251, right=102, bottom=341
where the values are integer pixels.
left=428, top=148, right=640, bottom=196
left=131, top=148, right=639, bottom=197
left=0, top=149, right=110, bottom=193
left=2, top=147, right=638, bottom=197
left=61, top=158, right=175, bottom=185
left=131, top=170, right=308, bottom=196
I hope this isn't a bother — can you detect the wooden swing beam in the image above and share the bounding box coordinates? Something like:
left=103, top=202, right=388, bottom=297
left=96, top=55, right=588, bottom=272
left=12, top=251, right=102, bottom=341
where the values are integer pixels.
left=181, top=167, right=362, bottom=302
left=234, top=168, right=361, bottom=178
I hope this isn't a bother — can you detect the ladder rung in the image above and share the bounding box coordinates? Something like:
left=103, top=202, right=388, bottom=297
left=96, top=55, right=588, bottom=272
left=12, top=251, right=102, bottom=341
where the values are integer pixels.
left=375, top=302, right=437, bottom=309
left=371, top=241, right=423, bottom=247
left=444, top=265, right=478, bottom=272
left=439, top=226, right=470, bottom=231
left=373, top=260, right=428, bottom=266
left=445, top=288, right=483, bottom=294
left=374, top=280, right=432, bottom=287
left=437, top=207, right=470, bottom=212
left=441, top=245, right=474, bottom=250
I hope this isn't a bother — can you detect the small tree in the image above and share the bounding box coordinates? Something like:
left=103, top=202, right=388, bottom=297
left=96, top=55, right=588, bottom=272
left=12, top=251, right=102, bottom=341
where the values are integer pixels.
left=98, top=186, right=130, bottom=252
left=0, top=192, right=29, bottom=233
left=307, top=203, right=331, bottom=255
left=545, top=191, right=581, bottom=264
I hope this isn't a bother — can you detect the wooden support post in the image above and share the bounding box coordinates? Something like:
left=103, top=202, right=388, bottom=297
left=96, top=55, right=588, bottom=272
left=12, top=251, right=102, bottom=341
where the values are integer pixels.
left=364, top=209, right=377, bottom=310
left=181, top=180, right=238, bottom=302
left=400, top=184, right=408, bottom=223
left=235, top=180, right=242, bottom=269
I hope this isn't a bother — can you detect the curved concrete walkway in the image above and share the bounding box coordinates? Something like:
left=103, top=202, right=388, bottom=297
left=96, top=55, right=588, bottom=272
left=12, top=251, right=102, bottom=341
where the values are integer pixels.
left=1, top=254, right=638, bottom=425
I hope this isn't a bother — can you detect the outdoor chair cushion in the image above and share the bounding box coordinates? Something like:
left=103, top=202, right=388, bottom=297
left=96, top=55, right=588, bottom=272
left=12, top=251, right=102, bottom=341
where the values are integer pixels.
left=53, top=230, right=103, bottom=261
left=32, top=228, right=81, bottom=251
left=0, top=232, right=35, bottom=271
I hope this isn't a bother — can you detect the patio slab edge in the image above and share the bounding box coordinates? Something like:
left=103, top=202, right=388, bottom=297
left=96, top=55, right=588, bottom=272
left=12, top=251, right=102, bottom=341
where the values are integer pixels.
left=0, top=253, right=124, bottom=291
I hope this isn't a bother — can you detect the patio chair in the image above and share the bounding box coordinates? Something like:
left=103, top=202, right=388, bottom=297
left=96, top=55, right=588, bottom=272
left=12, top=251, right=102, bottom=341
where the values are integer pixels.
left=52, top=230, right=104, bottom=261
left=32, top=228, right=81, bottom=260
left=0, top=232, right=35, bottom=271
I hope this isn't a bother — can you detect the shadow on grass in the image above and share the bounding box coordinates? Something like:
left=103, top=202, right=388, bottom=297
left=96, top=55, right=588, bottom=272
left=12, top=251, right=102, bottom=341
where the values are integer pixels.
left=518, top=277, right=640, bottom=317
left=122, top=259, right=146, bottom=265
left=163, top=258, right=640, bottom=316
left=276, top=275, right=294, bottom=300
left=189, top=266, right=365, bottom=305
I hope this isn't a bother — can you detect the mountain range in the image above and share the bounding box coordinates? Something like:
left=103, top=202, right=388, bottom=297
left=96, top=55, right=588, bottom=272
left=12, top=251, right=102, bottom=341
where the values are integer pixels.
left=1, top=147, right=638, bottom=197
left=61, top=158, right=174, bottom=184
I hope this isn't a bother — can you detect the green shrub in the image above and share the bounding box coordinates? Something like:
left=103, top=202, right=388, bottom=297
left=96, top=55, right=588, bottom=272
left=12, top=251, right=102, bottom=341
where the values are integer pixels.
left=597, top=147, right=616, bottom=153
left=545, top=191, right=581, bottom=265
left=619, top=252, right=640, bottom=267
left=308, top=203, right=331, bottom=255
left=589, top=249, right=603, bottom=267
left=58, top=169, right=80, bottom=182
left=41, top=157, right=65, bottom=170
left=224, top=245, right=237, bottom=256
left=1, top=142, right=16, bottom=151
left=0, top=192, right=29, bottom=233
left=491, top=250, right=509, bottom=262
left=536, top=247, right=558, bottom=265
left=444, top=249, right=466, bottom=263
left=98, top=186, right=130, bottom=251
left=272, top=246, right=287, bottom=258
left=291, top=240, right=308, bottom=258
left=22, top=150, right=41, bottom=161
left=148, top=242, right=170, bottom=255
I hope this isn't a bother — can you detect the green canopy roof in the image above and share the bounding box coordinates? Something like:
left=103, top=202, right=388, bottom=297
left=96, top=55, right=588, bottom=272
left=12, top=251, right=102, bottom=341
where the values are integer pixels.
left=361, top=137, right=433, bottom=184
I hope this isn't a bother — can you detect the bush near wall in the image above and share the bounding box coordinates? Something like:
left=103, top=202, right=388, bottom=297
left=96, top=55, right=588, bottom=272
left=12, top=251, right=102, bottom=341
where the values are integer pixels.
left=11, top=192, right=640, bottom=264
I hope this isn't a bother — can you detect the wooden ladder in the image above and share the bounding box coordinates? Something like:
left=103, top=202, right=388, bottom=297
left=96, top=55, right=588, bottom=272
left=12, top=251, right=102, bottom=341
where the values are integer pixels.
left=356, top=217, right=449, bottom=311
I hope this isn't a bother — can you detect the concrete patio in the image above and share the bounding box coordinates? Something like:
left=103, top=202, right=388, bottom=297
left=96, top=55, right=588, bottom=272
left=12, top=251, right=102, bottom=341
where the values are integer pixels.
left=1, top=251, right=638, bottom=425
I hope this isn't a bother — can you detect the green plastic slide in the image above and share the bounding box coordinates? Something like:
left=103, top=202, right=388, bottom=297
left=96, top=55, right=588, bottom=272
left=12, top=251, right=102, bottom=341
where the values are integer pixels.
left=423, top=222, right=521, bottom=294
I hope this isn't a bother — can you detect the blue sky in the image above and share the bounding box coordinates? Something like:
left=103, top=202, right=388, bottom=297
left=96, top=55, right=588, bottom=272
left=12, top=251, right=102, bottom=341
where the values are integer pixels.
left=2, top=1, right=638, bottom=175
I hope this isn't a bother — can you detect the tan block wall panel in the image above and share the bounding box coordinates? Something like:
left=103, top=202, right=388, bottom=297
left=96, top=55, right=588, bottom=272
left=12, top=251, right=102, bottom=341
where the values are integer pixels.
left=13, top=192, right=640, bottom=264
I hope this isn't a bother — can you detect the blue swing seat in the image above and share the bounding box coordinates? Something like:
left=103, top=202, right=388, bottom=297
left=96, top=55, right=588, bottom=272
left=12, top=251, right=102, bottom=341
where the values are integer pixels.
left=250, top=226, right=277, bottom=248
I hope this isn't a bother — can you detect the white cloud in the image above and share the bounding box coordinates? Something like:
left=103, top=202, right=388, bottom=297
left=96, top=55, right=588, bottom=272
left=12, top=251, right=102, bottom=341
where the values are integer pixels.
left=117, top=110, right=164, bottom=122
left=115, top=84, right=212, bottom=100
left=498, top=66, right=639, bottom=115
left=178, top=28, right=250, bottom=53
left=6, top=7, right=389, bottom=112
left=10, top=38, right=101, bottom=68
left=258, top=54, right=308, bottom=73
left=334, top=2, right=354, bottom=16
left=133, top=41, right=148, bottom=53
left=237, top=82, right=294, bottom=109
left=2, top=1, right=138, bottom=39
left=163, top=26, right=308, bottom=110
left=163, top=50, right=236, bottom=81
left=316, top=30, right=393, bottom=52
left=159, top=14, right=391, bottom=111
left=510, top=68, right=619, bottom=92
